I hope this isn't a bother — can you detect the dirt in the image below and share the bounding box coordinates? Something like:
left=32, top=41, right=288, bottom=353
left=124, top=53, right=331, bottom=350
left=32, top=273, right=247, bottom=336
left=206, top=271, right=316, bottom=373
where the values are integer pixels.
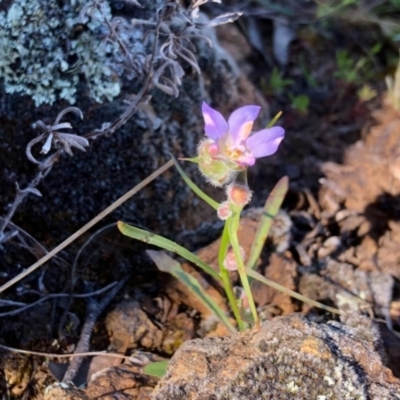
left=2, top=1, right=400, bottom=399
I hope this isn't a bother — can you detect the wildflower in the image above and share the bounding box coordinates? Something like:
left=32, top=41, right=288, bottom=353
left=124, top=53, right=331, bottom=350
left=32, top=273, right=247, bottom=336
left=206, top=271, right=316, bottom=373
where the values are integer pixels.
left=201, top=101, right=285, bottom=168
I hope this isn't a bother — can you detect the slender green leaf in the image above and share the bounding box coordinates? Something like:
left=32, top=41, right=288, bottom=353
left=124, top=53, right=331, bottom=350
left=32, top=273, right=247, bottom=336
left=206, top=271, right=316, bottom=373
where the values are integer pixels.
left=143, top=360, right=169, bottom=378
left=147, top=250, right=236, bottom=333
left=171, top=155, right=219, bottom=210
left=117, top=222, right=221, bottom=281
left=266, top=111, right=283, bottom=128
left=247, top=176, right=289, bottom=271
left=218, top=222, right=244, bottom=330
left=228, top=213, right=259, bottom=326
left=245, top=268, right=340, bottom=315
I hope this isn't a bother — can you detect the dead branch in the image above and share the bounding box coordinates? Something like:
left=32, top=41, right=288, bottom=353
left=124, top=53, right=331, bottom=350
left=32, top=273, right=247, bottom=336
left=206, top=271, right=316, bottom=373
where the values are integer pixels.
left=62, top=277, right=129, bottom=383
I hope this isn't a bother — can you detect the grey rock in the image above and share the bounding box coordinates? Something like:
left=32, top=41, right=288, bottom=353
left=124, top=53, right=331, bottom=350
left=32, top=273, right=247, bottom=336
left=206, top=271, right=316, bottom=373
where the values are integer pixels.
left=152, top=314, right=400, bottom=399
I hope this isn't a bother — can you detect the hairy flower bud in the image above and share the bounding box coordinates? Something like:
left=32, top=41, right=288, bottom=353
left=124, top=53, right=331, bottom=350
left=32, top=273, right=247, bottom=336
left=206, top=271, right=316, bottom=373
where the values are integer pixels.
left=217, top=201, right=232, bottom=220
left=197, top=139, right=217, bottom=162
left=223, top=246, right=246, bottom=271
left=197, top=139, right=236, bottom=186
left=226, top=183, right=252, bottom=206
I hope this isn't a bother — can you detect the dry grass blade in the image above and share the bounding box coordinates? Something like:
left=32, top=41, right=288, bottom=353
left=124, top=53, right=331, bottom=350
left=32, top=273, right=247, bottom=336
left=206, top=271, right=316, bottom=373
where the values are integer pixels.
left=245, top=268, right=340, bottom=315
left=0, top=159, right=174, bottom=294
left=0, top=343, right=130, bottom=361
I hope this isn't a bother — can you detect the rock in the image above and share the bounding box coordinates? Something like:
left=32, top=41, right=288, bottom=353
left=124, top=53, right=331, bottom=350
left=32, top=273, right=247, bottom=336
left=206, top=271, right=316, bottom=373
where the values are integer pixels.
left=85, top=365, right=157, bottom=400
left=159, top=312, right=196, bottom=355
left=319, top=103, right=400, bottom=279
left=299, top=258, right=394, bottom=317
left=0, top=352, right=32, bottom=397
left=105, top=300, right=196, bottom=355
left=106, top=300, right=164, bottom=353
left=44, top=365, right=158, bottom=400
left=44, top=384, right=88, bottom=400
left=152, top=314, right=400, bottom=399
left=0, top=0, right=269, bottom=248
left=251, top=252, right=297, bottom=316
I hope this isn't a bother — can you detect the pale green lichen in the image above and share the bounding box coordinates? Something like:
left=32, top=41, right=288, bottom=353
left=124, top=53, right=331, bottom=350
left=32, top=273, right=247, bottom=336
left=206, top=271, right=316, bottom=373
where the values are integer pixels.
left=222, top=350, right=367, bottom=400
left=0, top=0, right=124, bottom=106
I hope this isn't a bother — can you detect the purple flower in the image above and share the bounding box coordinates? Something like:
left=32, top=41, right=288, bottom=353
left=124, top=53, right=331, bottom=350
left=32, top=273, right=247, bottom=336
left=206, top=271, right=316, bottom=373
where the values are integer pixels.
left=201, top=102, right=285, bottom=167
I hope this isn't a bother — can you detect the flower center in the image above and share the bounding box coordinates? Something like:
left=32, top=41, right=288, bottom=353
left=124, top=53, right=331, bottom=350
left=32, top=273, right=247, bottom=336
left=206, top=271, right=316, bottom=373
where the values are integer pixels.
left=226, top=147, right=244, bottom=160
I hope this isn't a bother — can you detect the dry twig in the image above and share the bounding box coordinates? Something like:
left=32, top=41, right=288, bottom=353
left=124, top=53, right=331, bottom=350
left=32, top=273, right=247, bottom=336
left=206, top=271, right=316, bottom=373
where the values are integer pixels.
left=62, top=277, right=129, bottom=383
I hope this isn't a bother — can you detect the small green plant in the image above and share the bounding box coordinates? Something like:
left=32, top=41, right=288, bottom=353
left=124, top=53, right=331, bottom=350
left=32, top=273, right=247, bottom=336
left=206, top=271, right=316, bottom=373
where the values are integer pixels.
left=119, top=102, right=340, bottom=336
left=334, top=50, right=366, bottom=84
left=289, top=94, right=310, bottom=114
left=357, top=84, right=377, bottom=102
left=334, top=43, right=381, bottom=86
left=120, top=103, right=286, bottom=330
left=269, top=67, right=293, bottom=94
left=144, top=360, right=170, bottom=378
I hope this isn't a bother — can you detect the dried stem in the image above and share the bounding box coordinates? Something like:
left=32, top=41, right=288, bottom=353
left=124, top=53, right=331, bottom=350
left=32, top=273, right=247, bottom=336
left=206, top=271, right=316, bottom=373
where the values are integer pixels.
left=0, top=282, right=118, bottom=318
left=62, top=278, right=129, bottom=383
left=0, top=153, right=59, bottom=240
left=58, top=222, right=118, bottom=339
left=85, top=3, right=166, bottom=140
left=0, top=344, right=130, bottom=361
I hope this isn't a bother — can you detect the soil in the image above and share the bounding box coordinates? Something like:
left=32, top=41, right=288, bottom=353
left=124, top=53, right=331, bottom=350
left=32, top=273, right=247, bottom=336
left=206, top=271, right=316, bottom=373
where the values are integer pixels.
left=2, top=1, right=400, bottom=399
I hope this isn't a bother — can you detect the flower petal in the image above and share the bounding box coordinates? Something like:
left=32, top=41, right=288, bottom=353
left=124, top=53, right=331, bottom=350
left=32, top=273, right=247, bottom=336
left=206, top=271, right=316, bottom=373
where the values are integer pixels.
left=237, top=153, right=255, bottom=167
left=202, top=102, right=228, bottom=140
left=227, top=105, right=261, bottom=142
left=245, top=126, right=285, bottom=158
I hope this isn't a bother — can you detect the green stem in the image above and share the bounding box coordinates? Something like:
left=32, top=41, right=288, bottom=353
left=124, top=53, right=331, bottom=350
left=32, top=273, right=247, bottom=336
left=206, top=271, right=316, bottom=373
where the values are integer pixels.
left=171, top=155, right=219, bottom=210
left=218, top=222, right=244, bottom=331
left=228, top=212, right=259, bottom=327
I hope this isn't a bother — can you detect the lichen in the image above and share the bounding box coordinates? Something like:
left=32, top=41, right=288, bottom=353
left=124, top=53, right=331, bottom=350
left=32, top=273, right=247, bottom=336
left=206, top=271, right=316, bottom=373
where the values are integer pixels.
left=222, top=351, right=366, bottom=400
left=152, top=314, right=400, bottom=399
left=0, top=0, right=142, bottom=106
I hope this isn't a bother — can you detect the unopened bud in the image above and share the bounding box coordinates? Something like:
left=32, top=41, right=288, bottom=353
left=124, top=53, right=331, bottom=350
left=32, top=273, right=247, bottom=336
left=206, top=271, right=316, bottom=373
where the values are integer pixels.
left=223, top=246, right=246, bottom=271
left=208, top=142, right=219, bottom=157
left=217, top=201, right=232, bottom=220
left=226, top=183, right=252, bottom=206
left=198, top=159, right=236, bottom=187
left=197, top=139, right=218, bottom=161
